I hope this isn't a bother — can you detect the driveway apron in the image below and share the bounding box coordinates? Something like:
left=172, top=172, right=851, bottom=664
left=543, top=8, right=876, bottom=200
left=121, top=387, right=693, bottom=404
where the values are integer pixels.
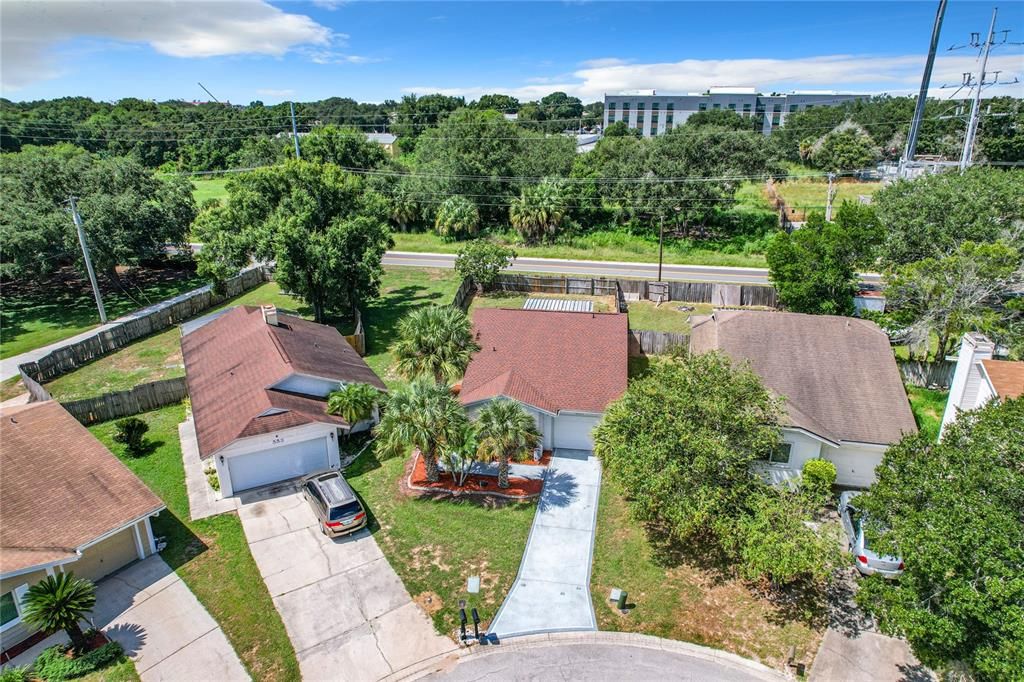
left=237, top=486, right=452, bottom=682
left=487, top=449, right=601, bottom=639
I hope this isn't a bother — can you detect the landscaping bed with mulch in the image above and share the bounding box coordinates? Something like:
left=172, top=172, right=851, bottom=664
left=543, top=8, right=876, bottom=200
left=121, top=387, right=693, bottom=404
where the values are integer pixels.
left=405, top=452, right=543, bottom=499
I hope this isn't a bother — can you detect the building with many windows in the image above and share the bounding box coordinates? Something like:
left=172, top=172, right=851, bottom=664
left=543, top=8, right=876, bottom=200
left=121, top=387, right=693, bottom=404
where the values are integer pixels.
left=604, top=87, right=865, bottom=137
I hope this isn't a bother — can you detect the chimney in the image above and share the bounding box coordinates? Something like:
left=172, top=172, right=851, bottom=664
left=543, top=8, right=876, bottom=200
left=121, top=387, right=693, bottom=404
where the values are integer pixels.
left=261, top=304, right=279, bottom=327
left=939, top=332, right=994, bottom=439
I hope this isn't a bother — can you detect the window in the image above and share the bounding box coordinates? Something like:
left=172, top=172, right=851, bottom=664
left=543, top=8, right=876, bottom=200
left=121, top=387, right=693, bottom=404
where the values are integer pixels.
left=759, top=442, right=792, bottom=465
left=666, top=114, right=674, bottom=126
left=622, top=102, right=631, bottom=113
left=743, top=103, right=751, bottom=115
left=666, top=103, right=674, bottom=112
left=607, top=112, right=615, bottom=123
left=728, top=103, right=736, bottom=111
left=772, top=113, right=781, bottom=126
left=789, top=104, right=798, bottom=113
left=1, top=592, right=18, bottom=627
left=698, top=103, right=708, bottom=111
left=651, top=102, right=660, bottom=111
left=637, top=103, right=645, bottom=111
left=713, top=103, right=721, bottom=110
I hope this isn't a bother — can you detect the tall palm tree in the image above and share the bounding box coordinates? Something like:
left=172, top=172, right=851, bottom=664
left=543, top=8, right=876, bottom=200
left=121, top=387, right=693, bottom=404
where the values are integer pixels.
left=435, top=195, right=480, bottom=240
left=476, top=400, right=541, bottom=489
left=21, top=573, right=96, bottom=653
left=389, top=187, right=419, bottom=232
left=327, top=382, right=381, bottom=425
left=393, top=306, right=479, bottom=384
left=376, top=379, right=468, bottom=482
left=510, top=180, right=565, bottom=244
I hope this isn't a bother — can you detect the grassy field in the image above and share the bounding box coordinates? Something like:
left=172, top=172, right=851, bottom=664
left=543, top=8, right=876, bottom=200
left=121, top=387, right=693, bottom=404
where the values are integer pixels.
left=89, top=404, right=299, bottom=682
left=345, top=446, right=535, bottom=635
left=772, top=178, right=882, bottom=215
left=906, top=385, right=948, bottom=442
left=590, top=475, right=824, bottom=672
left=191, top=178, right=230, bottom=206
left=627, top=301, right=712, bottom=334
left=392, top=230, right=770, bottom=268
left=1, top=268, right=205, bottom=360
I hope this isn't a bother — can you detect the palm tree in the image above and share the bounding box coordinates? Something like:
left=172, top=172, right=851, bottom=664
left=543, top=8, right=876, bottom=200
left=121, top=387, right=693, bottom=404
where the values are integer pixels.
left=393, top=306, right=479, bottom=384
left=21, top=573, right=96, bottom=653
left=376, top=379, right=468, bottom=482
left=390, top=188, right=419, bottom=232
left=327, top=382, right=380, bottom=425
left=510, top=180, right=565, bottom=244
left=434, top=195, right=480, bottom=240
left=476, top=400, right=541, bottom=489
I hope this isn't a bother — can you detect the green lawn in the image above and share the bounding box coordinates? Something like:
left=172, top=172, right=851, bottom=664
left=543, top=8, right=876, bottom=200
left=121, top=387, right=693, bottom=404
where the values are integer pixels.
left=906, top=385, right=948, bottom=442
left=191, top=178, right=230, bottom=206
left=344, top=445, right=535, bottom=634
left=627, top=301, right=712, bottom=334
left=772, top=178, right=882, bottom=215
left=392, top=230, right=769, bottom=268
left=78, top=656, right=140, bottom=682
left=591, top=475, right=824, bottom=672
left=89, top=404, right=299, bottom=682
left=0, top=268, right=205, bottom=360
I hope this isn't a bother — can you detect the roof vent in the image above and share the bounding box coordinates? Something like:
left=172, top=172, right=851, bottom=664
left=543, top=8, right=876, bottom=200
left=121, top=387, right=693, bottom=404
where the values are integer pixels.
left=262, top=304, right=278, bottom=327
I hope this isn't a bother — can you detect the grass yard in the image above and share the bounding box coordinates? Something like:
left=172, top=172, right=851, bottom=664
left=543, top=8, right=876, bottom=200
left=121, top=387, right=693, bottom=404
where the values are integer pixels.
left=591, top=476, right=824, bottom=672
left=627, top=301, right=713, bottom=334
left=89, top=404, right=299, bottom=682
left=772, top=178, right=882, bottom=215
left=344, top=446, right=535, bottom=636
left=191, top=178, right=230, bottom=206
left=906, top=385, right=948, bottom=442
left=0, top=267, right=205, bottom=360
left=77, top=656, right=141, bottom=682
left=391, top=230, right=769, bottom=268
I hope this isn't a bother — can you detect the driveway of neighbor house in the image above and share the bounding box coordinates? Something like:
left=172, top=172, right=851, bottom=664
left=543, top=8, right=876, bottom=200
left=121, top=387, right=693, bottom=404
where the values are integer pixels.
left=487, top=450, right=601, bottom=639
left=236, top=485, right=453, bottom=682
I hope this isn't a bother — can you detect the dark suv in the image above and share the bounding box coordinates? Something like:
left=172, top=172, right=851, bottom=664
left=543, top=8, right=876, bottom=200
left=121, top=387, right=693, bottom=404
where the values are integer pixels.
left=301, top=470, right=367, bottom=537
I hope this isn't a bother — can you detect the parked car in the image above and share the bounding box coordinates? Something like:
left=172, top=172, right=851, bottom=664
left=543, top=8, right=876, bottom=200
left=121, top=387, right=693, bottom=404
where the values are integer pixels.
left=839, top=491, right=904, bottom=578
left=302, top=470, right=367, bottom=537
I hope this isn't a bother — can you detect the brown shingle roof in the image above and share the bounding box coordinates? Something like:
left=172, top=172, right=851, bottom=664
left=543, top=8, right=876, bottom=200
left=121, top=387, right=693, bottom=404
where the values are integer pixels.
left=181, top=306, right=385, bottom=458
left=982, top=359, right=1024, bottom=399
left=0, top=402, right=165, bottom=575
left=690, top=310, right=917, bottom=445
left=460, top=308, right=628, bottom=414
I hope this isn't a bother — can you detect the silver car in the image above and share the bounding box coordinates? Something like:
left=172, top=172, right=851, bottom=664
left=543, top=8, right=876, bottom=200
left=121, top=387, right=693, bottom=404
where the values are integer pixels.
left=301, top=470, right=367, bottom=537
left=839, top=491, right=904, bottom=579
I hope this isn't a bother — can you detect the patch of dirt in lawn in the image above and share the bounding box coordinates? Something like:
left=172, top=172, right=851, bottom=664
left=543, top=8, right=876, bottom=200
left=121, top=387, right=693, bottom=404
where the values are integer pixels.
left=414, top=591, right=444, bottom=615
left=410, top=545, right=452, bottom=573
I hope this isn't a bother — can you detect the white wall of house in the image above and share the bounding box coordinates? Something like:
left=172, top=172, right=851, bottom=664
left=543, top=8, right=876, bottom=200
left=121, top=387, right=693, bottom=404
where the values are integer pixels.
left=941, top=333, right=996, bottom=438
left=757, top=429, right=888, bottom=489
left=214, top=422, right=340, bottom=497
left=756, top=428, right=823, bottom=487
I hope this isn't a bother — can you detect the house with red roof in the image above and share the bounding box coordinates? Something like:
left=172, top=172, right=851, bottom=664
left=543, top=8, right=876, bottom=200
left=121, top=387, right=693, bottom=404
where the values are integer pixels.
left=181, top=305, right=386, bottom=496
left=941, top=332, right=1024, bottom=438
left=459, top=307, right=628, bottom=451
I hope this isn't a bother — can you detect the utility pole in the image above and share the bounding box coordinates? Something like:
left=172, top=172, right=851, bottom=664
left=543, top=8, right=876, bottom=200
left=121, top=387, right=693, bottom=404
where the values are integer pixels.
left=960, top=7, right=999, bottom=172
left=657, top=215, right=665, bottom=283
left=68, top=196, right=107, bottom=324
left=290, top=102, right=302, bottom=160
left=902, top=0, right=948, bottom=173
left=825, top=172, right=837, bottom=221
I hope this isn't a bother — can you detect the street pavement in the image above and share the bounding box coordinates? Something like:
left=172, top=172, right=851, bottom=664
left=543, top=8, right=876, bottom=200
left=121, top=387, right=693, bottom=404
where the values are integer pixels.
left=383, top=250, right=883, bottom=286
left=487, top=450, right=601, bottom=639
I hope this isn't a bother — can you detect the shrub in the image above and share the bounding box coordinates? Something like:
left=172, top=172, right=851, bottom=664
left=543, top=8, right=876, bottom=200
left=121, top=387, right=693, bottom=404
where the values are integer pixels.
left=32, top=642, right=125, bottom=681
left=113, top=417, right=149, bottom=457
left=206, top=470, right=221, bottom=492
left=801, top=459, right=837, bottom=507
left=0, top=666, right=29, bottom=682
left=454, top=240, right=516, bottom=293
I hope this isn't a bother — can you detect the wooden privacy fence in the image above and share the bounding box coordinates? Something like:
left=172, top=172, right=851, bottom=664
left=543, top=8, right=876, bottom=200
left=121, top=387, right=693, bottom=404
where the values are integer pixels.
left=19, top=266, right=270, bottom=387
left=899, top=360, right=956, bottom=389
left=344, top=307, right=366, bottom=356
left=629, top=329, right=690, bottom=356
left=60, top=377, right=189, bottom=426
left=451, top=277, right=475, bottom=311
left=491, top=274, right=621, bottom=298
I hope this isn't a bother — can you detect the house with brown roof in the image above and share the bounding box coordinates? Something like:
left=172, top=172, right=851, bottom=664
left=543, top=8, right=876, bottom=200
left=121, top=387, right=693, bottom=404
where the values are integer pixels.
left=181, top=305, right=386, bottom=497
left=941, top=332, right=1024, bottom=438
left=690, top=310, right=918, bottom=488
left=459, top=308, right=628, bottom=450
left=0, top=401, right=165, bottom=652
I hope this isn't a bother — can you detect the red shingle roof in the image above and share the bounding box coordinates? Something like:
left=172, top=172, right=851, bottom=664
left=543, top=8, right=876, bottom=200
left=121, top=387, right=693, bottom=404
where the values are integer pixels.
left=0, top=401, right=165, bottom=575
left=982, top=359, right=1024, bottom=399
left=181, top=306, right=385, bottom=458
left=460, top=308, right=628, bottom=414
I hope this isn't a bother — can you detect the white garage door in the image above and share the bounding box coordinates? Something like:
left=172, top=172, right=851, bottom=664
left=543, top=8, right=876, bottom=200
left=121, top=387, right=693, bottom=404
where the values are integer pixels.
left=228, top=437, right=329, bottom=492
left=553, top=414, right=599, bottom=450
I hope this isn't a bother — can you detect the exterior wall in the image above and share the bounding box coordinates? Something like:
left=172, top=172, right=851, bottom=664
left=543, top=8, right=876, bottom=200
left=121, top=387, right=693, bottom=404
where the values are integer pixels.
left=0, top=568, right=50, bottom=651
left=941, top=333, right=996, bottom=437
left=826, top=442, right=888, bottom=489
left=466, top=401, right=554, bottom=450
left=755, top=429, right=823, bottom=487
left=604, top=92, right=864, bottom=137
left=214, top=422, right=341, bottom=497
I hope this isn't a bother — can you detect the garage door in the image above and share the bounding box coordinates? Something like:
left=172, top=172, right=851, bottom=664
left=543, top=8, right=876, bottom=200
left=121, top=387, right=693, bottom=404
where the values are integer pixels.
left=553, top=415, right=598, bottom=450
left=228, top=437, right=329, bottom=492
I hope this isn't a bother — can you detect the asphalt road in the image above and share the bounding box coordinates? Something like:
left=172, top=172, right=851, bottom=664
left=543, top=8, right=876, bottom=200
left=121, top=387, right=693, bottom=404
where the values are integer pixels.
left=383, top=251, right=883, bottom=285
left=425, top=642, right=784, bottom=682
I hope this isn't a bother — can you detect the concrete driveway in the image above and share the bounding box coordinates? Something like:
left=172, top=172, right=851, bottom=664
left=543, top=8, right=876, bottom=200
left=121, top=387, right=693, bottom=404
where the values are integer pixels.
left=487, top=450, right=601, bottom=639
left=237, top=485, right=452, bottom=681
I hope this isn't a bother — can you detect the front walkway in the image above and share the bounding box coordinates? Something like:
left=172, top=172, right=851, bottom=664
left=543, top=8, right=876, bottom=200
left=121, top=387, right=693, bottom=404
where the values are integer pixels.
left=487, top=450, right=602, bottom=639
left=236, top=485, right=452, bottom=681
left=179, top=417, right=237, bottom=520
left=4, top=556, right=249, bottom=681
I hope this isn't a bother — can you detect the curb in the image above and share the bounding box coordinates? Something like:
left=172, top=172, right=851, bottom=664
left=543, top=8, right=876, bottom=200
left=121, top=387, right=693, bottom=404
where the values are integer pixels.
left=384, top=630, right=790, bottom=682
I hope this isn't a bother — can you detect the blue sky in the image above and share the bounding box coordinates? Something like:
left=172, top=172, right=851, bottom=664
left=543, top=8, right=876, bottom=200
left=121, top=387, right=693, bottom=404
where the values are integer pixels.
left=3, top=1, right=1022, bottom=103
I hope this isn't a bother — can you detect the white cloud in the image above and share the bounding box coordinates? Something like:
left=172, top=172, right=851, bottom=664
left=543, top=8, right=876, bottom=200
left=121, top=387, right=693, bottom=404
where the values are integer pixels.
left=404, top=52, right=1024, bottom=102
left=311, top=0, right=348, bottom=10
left=1, top=0, right=333, bottom=90
left=307, top=50, right=383, bottom=65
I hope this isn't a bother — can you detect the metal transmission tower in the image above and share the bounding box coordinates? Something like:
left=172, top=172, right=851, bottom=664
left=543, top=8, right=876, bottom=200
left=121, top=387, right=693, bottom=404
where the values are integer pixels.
left=67, top=196, right=108, bottom=323
left=902, top=0, right=948, bottom=173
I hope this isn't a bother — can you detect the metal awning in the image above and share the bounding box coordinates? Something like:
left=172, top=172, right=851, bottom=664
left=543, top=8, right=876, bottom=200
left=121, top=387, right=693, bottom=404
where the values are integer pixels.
left=523, top=298, right=593, bottom=313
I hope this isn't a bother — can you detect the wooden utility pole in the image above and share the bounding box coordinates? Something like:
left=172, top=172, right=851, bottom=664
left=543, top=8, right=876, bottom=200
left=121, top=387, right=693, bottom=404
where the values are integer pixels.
left=825, top=172, right=837, bottom=221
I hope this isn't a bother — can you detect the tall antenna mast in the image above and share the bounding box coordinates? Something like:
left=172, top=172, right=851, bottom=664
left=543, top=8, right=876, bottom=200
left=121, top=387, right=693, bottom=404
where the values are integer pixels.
left=960, top=8, right=999, bottom=172
left=903, top=0, right=948, bottom=172
left=197, top=82, right=221, bottom=104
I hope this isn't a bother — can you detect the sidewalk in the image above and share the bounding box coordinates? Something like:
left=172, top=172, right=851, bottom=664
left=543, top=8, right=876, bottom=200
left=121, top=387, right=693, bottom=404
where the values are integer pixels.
left=179, top=417, right=237, bottom=520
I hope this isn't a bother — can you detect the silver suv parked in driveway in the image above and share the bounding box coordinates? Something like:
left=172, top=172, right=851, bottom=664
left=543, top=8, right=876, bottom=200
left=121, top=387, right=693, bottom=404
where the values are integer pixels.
left=302, top=470, right=367, bottom=537
left=839, top=491, right=904, bottom=579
